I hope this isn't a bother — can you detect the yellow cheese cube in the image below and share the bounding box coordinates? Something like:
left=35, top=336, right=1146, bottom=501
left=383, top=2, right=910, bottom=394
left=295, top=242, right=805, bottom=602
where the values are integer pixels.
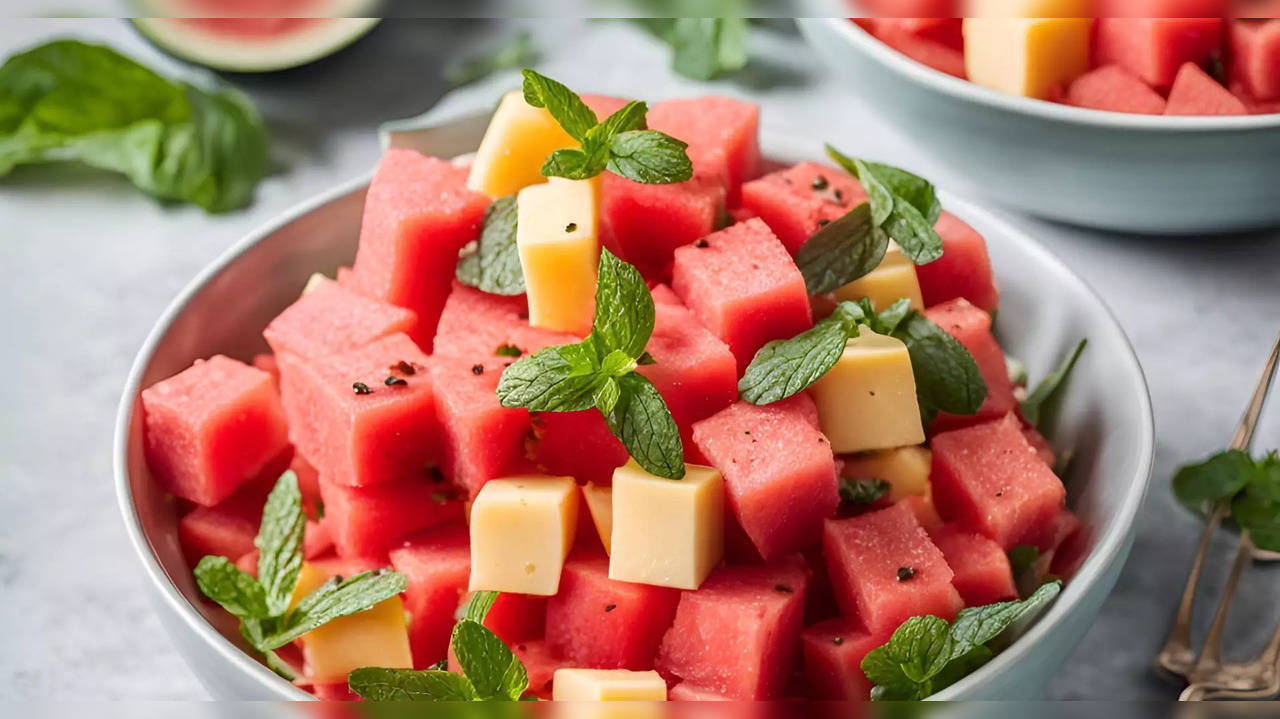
left=552, top=668, right=668, bottom=701
left=469, top=476, right=579, bottom=596
left=832, top=249, right=924, bottom=311
left=517, top=177, right=600, bottom=335
left=964, top=0, right=1092, bottom=17
left=609, top=460, right=724, bottom=590
left=810, top=330, right=925, bottom=454
left=582, top=482, right=614, bottom=555
left=301, top=272, right=328, bottom=296
left=963, top=18, right=1092, bottom=100
left=841, top=446, right=933, bottom=503
left=468, top=90, right=578, bottom=198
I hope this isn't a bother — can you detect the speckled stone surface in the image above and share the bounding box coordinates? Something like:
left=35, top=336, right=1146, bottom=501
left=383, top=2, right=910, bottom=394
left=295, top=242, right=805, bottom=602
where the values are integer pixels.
left=1, top=17, right=1277, bottom=701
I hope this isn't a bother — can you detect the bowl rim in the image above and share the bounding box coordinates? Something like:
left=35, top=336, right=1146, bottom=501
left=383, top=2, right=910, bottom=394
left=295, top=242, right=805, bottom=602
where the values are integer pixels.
left=813, top=17, right=1280, bottom=132
left=114, top=121, right=1155, bottom=702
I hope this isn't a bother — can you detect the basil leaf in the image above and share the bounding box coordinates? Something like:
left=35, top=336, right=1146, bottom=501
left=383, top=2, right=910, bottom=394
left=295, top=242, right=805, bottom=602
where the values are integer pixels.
left=606, top=130, right=694, bottom=185
left=444, top=32, right=537, bottom=88
left=463, top=590, right=499, bottom=624
left=254, top=471, right=305, bottom=617
left=1021, top=339, right=1087, bottom=427
left=348, top=667, right=478, bottom=701
left=1171, top=449, right=1256, bottom=512
left=669, top=17, right=750, bottom=80
left=839, top=477, right=891, bottom=505
left=457, top=196, right=525, bottom=295
left=520, top=69, right=597, bottom=142
left=263, top=569, right=407, bottom=649
left=589, top=249, right=656, bottom=360
left=891, top=311, right=987, bottom=424
left=794, top=204, right=886, bottom=295
left=739, top=313, right=854, bottom=406
left=606, top=373, right=685, bottom=479
left=451, top=620, right=528, bottom=701
left=193, top=556, right=269, bottom=621
left=496, top=344, right=604, bottom=412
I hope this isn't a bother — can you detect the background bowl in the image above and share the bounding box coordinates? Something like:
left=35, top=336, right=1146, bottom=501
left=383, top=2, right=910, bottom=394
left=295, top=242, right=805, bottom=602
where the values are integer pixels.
left=114, top=112, right=1154, bottom=701
left=798, top=17, right=1280, bottom=235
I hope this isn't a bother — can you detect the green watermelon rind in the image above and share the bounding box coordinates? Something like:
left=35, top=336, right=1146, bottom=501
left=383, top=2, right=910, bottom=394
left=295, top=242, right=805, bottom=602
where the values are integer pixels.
left=130, top=14, right=381, bottom=74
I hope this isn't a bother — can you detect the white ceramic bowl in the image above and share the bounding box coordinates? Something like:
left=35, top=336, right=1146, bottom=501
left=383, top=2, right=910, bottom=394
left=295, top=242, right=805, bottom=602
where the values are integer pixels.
left=798, top=17, right=1280, bottom=235
left=114, top=111, right=1154, bottom=701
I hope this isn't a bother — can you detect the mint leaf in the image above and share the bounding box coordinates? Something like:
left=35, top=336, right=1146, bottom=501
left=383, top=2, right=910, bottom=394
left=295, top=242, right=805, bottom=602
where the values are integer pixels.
left=463, top=590, right=499, bottom=624
left=590, top=249, right=656, bottom=360
left=1171, top=449, right=1255, bottom=512
left=444, top=32, right=538, bottom=88
left=193, top=556, right=269, bottom=621
left=452, top=620, right=529, bottom=701
left=839, top=477, right=891, bottom=505
left=496, top=344, right=605, bottom=413
left=521, top=69, right=597, bottom=141
left=349, top=667, right=478, bottom=701
left=855, top=157, right=943, bottom=225
left=794, top=204, right=886, bottom=295
left=457, top=196, right=525, bottom=296
left=1008, top=545, right=1040, bottom=581
left=826, top=145, right=944, bottom=265
left=1236, top=491, right=1280, bottom=552
left=591, top=100, right=649, bottom=141
left=1021, top=339, right=1087, bottom=427
left=739, top=304, right=861, bottom=405
left=662, top=17, right=750, bottom=81
left=606, top=130, right=694, bottom=185
left=263, top=569, right=407, bottom=649
left=254, top=471, right=305, bottom=617
left=882, top=196, right=944, bottom=266
left=871, top=298, right=913, bottom=336
left=949, top=581, right=1061, bottom=654
left=540, top=147, right=597, bottom=180
left=891, top=311, right=987, bottom=424
left=607, top=373, right=685, bottom=479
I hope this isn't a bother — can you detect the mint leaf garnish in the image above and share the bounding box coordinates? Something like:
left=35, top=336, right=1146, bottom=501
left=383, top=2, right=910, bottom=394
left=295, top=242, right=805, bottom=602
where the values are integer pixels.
left=521, top=69, right=597, bottom=142
left=739, top=302, right=864, bottom=405
left=632, top=17, right=750, bottom=81
left=1021, top=339, right=1087, bottom=427
left=262, top=569, right=408, bottom=649
left=254, top=471, right=305, bottom=617
left=496, top=345, right=606, bottom=413
left=826, top=145, right=944, bottom=266
left=463, top=590, right=499, bottom=624
left=457, top=196, right=525, bottom=295
left=1171, top=450, right=1280, bottom=549
left=893, top=311, right=987, bottom=425
left=606, top=373, right=685, bottom=479
left=1008, top=545, right=1040, bottom=581
left=348, top=667, right=479, bottom=701
left=839, top=477, right=891, bottom=506
left=193, top=556, right=269, bottom=621
left=1172, top=449, right=1256, bottom=511
left=606, top=130, right=694, bottom=185
left=1235, top=461, right=1280, bottom=551
left=444, top=32, right=538, bottom=88
left=452, top=620, right=529, bottom=701
left=794, top=205, right=885, bottom=296
left=589, top=249, right=656, bottom=360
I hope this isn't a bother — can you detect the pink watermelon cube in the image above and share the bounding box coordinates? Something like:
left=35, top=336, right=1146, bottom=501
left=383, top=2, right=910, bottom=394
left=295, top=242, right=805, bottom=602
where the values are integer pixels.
left=1050, top=517, right=1091, bottom=581
left=251, top=353, right=279, bottom=384
left=693, top=395, right=839, bottom=561
left=178, top=490, right=263, bottom=567
left=428, top=354, right=532, bottom=498
left=655, top=557, right=810, bottom=700
left=532, top=410, right=628, bottom=486
left=318, top=474, right=463, bottom=559
left=276, top=333, right=439, bottom=488
left=143, top=355, right=290, bottom=506
left=388, top=523, right=470, bottom=667
left=917, top=211, right=1000, bottom=312
left=602, top=173, right=726, bottom=279
left=263, top=277, right=418, bottom=360
left=1066, top=65, right=1169, bottom=114
left=923, top=298, right=1017, bottom=431
left=1022, top=423, right=1057, bottom=468
left=1033, top=509, right=1084, bottom=580
left=1229, top=20, right=1280, bottom=102
left=349, top=149, right=489, bottom=350
left=866, top=18, right=966, bottom=78
left=930, top=525, right=1018, bottom=607
left=1094, top=18, right=1224, bottom=88
left=740, top=162, right=868, bottom=254
left=1231, top=80, right=1280, bottom=114
left=434, top=282, right=576, bottom=360
left=668, top=683, right=732, bottom=701
left=512, top=640, right=567, bottom=700
left=930, top=413, right=1067, bottom=550
left=672, top=218, right=813, bottom=372
left=311, top=683, right=358, bottom=701
left=648, top=96, right=762, bottom=204
left=485, top=594, right=547, bottom=646
left=823, top=503, right=962, bottom=636
left=546, top=553, right=681, bottom=669
left=801, top=619, right=889, bottom=701
left=649, top=282, right=683, bottom=306
left=289, top=452, right=323, bottom=519
left=1166, top=61, right=1249, bottom=114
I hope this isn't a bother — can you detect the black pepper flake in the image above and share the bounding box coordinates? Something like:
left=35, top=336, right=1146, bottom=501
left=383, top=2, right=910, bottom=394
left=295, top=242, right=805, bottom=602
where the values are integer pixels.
left=392, top=360, right=417, bottom=376
left=352, top=382, right=372, bottom=395
left=995, top=491, right=1004, bottom=497
left=471, top=364, right=485, bottom=375
left=811, top=175, right=829, bottom=190
left=604, top=604, right=617, bottom=613
left=832, top=636, right=844, bottom=646
left=565, top=222, right=578, bottom=233
left=774, top=584, right=794, bottom=594
left=897, top=567, right=916, bottom=582
left=817, top=218, right=831, bottom=227
left=696, top=239, right=710, bottom=248
left=385, top=376, right=408, bottom=387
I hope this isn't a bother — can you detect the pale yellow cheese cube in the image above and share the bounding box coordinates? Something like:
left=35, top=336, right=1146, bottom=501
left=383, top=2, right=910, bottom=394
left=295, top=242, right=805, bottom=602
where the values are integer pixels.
left=609, top=460, right=723, bottom=590
left=963, top=18, right=1092, bottom=100
left=582, top=482, right=614, bottom=555
left=810, top=330, right=925, bottom=454
left=841, top=446, right=933, bottom=503
left=468, top=90, right=578, bottom=198
left=552, top=668, right=668, bottom=701
left=301, top=272, right=328, bottom=296
left=832, top=249, right=924, bottom=311
left=469, top=476, right=579, bottom=595
left=517, top=177, right=600, bottom=335
left=964, top=0, right=1092, bottom=17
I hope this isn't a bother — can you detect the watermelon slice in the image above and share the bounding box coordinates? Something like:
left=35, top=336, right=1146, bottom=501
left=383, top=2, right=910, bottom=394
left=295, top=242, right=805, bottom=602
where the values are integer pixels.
left=263, top=277, right=417, bottom=360
left=930, top=525, right=1018, bottom=607
left=672, top=218, right=813, bottom=372
left=1032, top=509, right=1084, bottom=580
left=143, top=355, right=291, bottom=507
left=923, top=298, right=1017, bottom=432
left=668, top=683, right=733, bottom=701
left=647, top=96, right=762, bottom=204
left=1229, top=19, right=1280, bottom=102
left=917, top=211, right=1000, bottom=312
left=1066, top=65, right=1169, bottom=114
left=801, top=619, right=889, bottom=700
left=693, top=396, right=839, bottom=561
left=930, top=413, right=1067, bottom=550
left=655, top=557, right=810, bottom=700
left=1231, top=80, right=1280, bottom=114
left=740, top=162, right=867, bottom=254
left=319, top=474, right=463, bottom=559
left=1094, top=18, right=1224, bottom=88
left=1166, top=62, right=1250, bottom=114
left=601, top=173, right=726, bottom=279
left=350, top=149, right=489, bottom=350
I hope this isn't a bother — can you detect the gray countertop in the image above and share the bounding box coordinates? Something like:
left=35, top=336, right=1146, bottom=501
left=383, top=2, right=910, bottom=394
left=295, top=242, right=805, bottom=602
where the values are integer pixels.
left=2, top=17, right=1277, bottom=701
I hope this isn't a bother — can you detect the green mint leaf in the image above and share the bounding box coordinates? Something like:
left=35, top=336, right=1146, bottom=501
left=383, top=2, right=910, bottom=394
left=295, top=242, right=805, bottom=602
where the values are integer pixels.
left=849, top=157, right=894, bottom=226
left=463, top=590, right=499, bottom=624
left=594, top=376, right=622, bottom=415
left=891, top=311, right=987, bottom=424
left=668, top=17, right=750, bottom=81
left=869, top=615, right=954, bottom=690
left=589, top=100, right=649, bottom=142
left=839, top=478, right=891, bottom=506
left=606, top=129, right=694, bottom=185
left=254, top=471, right=305, bottom=617
left=348, top=667, right=478, bottom=701
left=237, top=621, right=297, bottom=681
left=882, top=196, right=945, bottom=265
left=1235, top=491, right=1280, bottom=552
left=263, top=569, right=407, bottom=650
left=738, top=309, right=857, bottom=405
left=871, top=298, right=914, bottom=336
left=949, top=581, right=1061, bottom=656
left=606, top=373, right=685, bottom=479
left=827, top=146, right=942, bottom=225
left=541, top=147, right=601, bottom=180
left=794, top=204, right=886, bottom=295
left=861, top=646, right=927, bottom=701
left=496, top=344, right=604, bottom=413
left=444, top=32, right=538, bottom=88
left=931, top=644, right=994, bottom=693
left=193, top=556, right=269, bottom=621
left=261, top=646, right=298, bottom=681
left=520, top=69, right=597, bottom=142
left=1008, top=545, right=1041, bottom=580
left=452, top=620, right=529, bottom=701
left=1021, top=339, right=1087, bottom=427
left=457, top=196, right=525, bottom=295
left=589, top=249, right=656, bottom=360
left=1171, top=449, right=1256, bottom=512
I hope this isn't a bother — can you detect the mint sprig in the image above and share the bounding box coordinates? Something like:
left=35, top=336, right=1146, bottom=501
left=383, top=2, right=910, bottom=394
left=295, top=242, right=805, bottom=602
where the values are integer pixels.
left=192, top=471, right=407, bottom=680
left=1173, top=449, right=1280, bottom=552
left=862, top=581, right=1062, bottom=700
left=457, top=196, right=525, bottom=296
left=632, top=16, right=750, bottom=81
left=1020, top=339, right=1087, bottom=427
left=520, top=69, right=693, bottom=185
left=839, top=477, right=891, bottom=506
left=497, top=249, right=685, bottom=479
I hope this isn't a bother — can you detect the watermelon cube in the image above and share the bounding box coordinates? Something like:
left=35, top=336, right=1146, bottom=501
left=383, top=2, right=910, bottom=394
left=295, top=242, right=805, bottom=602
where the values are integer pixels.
left=823, top=503, right=962, bottom=636
left=930, top=525, right=1018, bottom=607
left=143, top=355, right=290, bottom=506
left=1094, top=18, right=1223, bottom=88
left=867, top=18, right=967, bottom=78
left=649, top=282, right=683, bottom=307
left=319, top=475, right=464, bottom=558
left=930, top=413, right=1067, bottom=550
left=532, top=410, right=628, bottom=486
left=655, top=557, right=810, bottom=700
left=1229, top=20, right=1280, bottom=102
left=304, top=519, right=333, bottom=559
left=276, top=333, right=439, bottom=487
left=512, top=640, right=568, bottom=700
left=178, top=492, right=262, bottom=567
left=668, top=683, right=732, bottom=701
left=922, top=298, right=1017, bottom=431
left=648, top=96, right=762, bottom=203
left=801, top=619, right=888, bottom=701
left=693, top=396, right=839, bottom=561
left=251, top=353, right=279, bottom=384
left=1166, top=61, right=1249, bottom=114
left=349, top=149, right=489, bottom=349
left=545, top=553, right=681, bottom=669
left=672, top=218, right=813, bottom=371
left=1231, top=80, right=1280, bottom=114
left=485, top=593, right=548, bottom=646
left=290, top=452, right=323, bottom=519
left=1049, top=517, right=1091, bottom=581
left=917, top=212, right=999, bottom=312
left=1022, top=423, right=1057, bottom=467
left=601, top=173, right=726, bottom=278
left=388, top=523, right=470, bottom=667
left=1066, top=65, right=1169, bottom=114
left=740, top=162, right=868, bottom=254
left=1033, top=509, right=1084, bottom=580
left=264, top=277, right=418, bottom=360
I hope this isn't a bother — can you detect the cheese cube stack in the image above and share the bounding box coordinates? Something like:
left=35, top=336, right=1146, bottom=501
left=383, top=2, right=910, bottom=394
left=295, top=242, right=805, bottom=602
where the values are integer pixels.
left=832, top=245, right=924, bottom=311
left=291, top=562, right=413, bottom=683
left=469, top=476, right=579, bottom=596
left=581, top=482, right=613, bottom=554
left=809, top=330, right=925, bottom=454
left=517, top=177, right=600, bottom=335
left=552, top=668, right=668, bottom=700
left=467, top=91, right=577, bottom=198
left=841, top=446, right=933, bottom=503
left=963, top=18, right=1092, bottom=100
left=609, top=460, right=724, bottom=590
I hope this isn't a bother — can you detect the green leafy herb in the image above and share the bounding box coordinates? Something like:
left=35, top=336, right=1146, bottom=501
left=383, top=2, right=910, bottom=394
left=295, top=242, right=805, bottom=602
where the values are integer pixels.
left=1172, top=450, right=1280, bottom=552
left=457, top=196, right=525, bottom=295
left=0, top=40, right=268, bottom=212
left=894, top=311, right=987, bottom=425
left=192, top=472, right=406, bottom=679
left=826, top=145, right=944, bottom=265
left=739, top=301, right=865, bottom=405
left=863, top=582, right=1062, bottom=700
left=1008, top=545, right=1040, bottom=579
left=497, top=249, right=684, bottom=478
left=1021, top=339, right=1087, bottom=427
left=668, top=17, right=750, bottom=81
left=839, top=477, right=891, bottom=506
left=793, top=205, right=886, bottom=296
left=346, top=667, right=479, bottom=701
left=444, top=32, right=538, bottom=88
